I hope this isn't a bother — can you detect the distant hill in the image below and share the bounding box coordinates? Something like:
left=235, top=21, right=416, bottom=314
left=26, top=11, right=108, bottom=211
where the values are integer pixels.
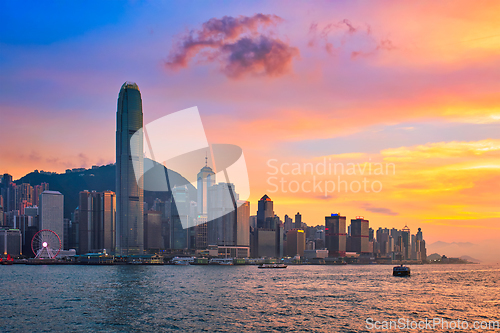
left=460, top=255, right=481, bottom=264
left=427, top=253, right=442, bottom=261
left=15, top=159, right=196, bottom=219
left=428, top=241, right=475, bottom=248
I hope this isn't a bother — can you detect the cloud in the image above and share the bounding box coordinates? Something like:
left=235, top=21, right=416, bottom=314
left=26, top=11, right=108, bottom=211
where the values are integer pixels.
left=362, top=203, right=399, bottom=216
left=308, top=19, right=396, bottom=58
left=165, top=14, right=298, bottom=78
left=222, top=36, right=299, bottom=78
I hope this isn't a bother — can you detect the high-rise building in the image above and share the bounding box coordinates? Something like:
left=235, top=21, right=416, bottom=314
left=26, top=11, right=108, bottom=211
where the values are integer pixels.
left=170, top=185, right=190, bottom=249
left=286, top=228, right=305, bottom=257
left=294, top=212, right=302, bottom=229
left=236, top=200, right=250, bottom=247
left=101, top=191, right=116, bottom=252
left=78, top=191, right=94, bottom=254
left=78, top=190, right=116, bottom=254
left=257, top=195, right=274, bottom=229
left=116, top=82, right=144, bottom=255
left=325, top=213, right=346, bottom=257
left=15, top=183, right=33, bottom=211
left=33, top=183, right=49, bottom=207
left=284, top=214, right=293, bottom=233
left=197, top=160, right=215, bottom=215
left=350, top=217, right=369, bottom=254
left=207, top=182, right=239, bottom=246
left=376, top=227, right=390, bottom=255
left=416, top=227, right=423, bottom=241
left=0, top=227, right=22, bottom=256
left=254, top=229, right=276, bottom=258
left=1, top=174, right=15, bottom=213
left=249, top=215, right=257, bottom=229
left=401, top=225, right=411, bottom=259
left=39, top=191, right=64, bottom=248
left=144, top=210, right=162, bottom=251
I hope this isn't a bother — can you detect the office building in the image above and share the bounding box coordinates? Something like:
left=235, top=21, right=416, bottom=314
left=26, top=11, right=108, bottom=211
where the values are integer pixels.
left=116, top=82, right=144, bottom=255
left=78, top=190, right=116, bottom=254
left=207, top=182, right=238, bottom=246
left=197, top=160, right=215, bottom=215
left=295, top=212, right=302, bottom=229
left=325, top=213, right=346, bottom=257
left=401, top=225, right=410, bottom=259
left=1, top=174, right=15, bottom=213
left=284, top=214, right=293, bottom=233
left=236, top=200, right=250, bottom=247
left=286, top=228, right=305, bottom=257
left=39, top=190, right=64, bottom=248
left=15, top=183, right=33, bottom=211
left=144, top=210, right=163, bottom=251
left=170, top=185, right=190, bottom=249
left=257, top=195, right=274, bottom=229
left=254, top=228, right=276, bottom=258
left=350, top=216, right=369, bottom=253
left=33, top=183, right=49, bottom=206
left=0, top=227, right=22, bottom=256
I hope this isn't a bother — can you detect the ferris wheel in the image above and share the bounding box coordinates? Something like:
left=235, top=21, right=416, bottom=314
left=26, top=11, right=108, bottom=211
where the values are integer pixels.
left=31, top=229, right=62, bottom=259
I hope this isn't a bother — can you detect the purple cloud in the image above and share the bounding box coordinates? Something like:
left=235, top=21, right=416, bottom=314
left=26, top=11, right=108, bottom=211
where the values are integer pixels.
left=362, top=203, right=399, bottom=216
left=165, top=14, right=298, bottom=78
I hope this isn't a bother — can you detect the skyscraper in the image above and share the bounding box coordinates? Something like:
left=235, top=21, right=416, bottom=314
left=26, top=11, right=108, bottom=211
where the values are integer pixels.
left=116, top=82, right=144, bottom=255
left=78, top=190, right=116, bottom=254
left=283, top=214, right=293, bottom=233
left=294, top=212, right=302, bottom=229
left=236, top=200, right=250, bottom=247
left=257, top=194, right=274, bottom=229
left=325, top=213, right=346, bottom=257
left=207, top=182, right=239, bottom=246
left=401, top=225, right=410, bottom=259
left=39, top=190, right=64, bottom=248
left=1, top=174, right=15, bottom=213
left=197, top=159, right=215, bottom=215
left=350, top=216, right=369, bottom=254
left=170, top=185, right=189, bottom=249
left=286, top=228, right=305, bottom=257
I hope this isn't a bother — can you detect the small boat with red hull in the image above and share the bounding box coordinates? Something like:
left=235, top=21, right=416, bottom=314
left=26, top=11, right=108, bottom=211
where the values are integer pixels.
left=0, top=254, right=14, bottom=265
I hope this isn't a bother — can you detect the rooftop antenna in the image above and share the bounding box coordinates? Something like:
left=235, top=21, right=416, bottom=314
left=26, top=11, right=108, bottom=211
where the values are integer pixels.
left=205, top=151, right=208, bottom=167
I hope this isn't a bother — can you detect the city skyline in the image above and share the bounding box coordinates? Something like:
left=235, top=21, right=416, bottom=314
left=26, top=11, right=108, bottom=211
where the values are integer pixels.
left=1, top=1, right=499, bottom=250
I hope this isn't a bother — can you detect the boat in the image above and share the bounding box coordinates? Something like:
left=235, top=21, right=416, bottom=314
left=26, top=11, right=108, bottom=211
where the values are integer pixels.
left=0, top=254, right=14, bottom=265
left=172, top=257, right=194, bottom=265
left=258, top=263, right=287, bottom=269
left=210, top=258, right=234, bottom=265
left=393, top=264, right=410, bottom=276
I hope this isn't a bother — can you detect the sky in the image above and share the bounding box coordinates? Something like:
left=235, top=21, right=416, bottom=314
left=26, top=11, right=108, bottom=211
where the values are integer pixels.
left=1, top=1, right=499, bottom=257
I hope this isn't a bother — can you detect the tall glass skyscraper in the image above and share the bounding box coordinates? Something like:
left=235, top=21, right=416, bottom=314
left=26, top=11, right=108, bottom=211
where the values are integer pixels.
left=116, top=82, right=144, bottom=255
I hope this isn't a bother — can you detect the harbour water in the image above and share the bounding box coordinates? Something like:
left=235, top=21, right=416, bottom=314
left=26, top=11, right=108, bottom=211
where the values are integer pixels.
left=1, top=264, right=499, bottom=332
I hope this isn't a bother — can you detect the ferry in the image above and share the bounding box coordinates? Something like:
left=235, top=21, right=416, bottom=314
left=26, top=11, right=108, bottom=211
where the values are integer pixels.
left=258, top=263, right=287, bottom=269
left=210, top=258, right=234, bottom=265
left=172, top=257, right=195, bottom=265
left=393, top=264, right=410, bottom=276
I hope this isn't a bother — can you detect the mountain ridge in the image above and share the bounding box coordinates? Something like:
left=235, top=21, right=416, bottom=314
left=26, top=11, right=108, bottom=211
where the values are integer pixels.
left=14, top=160, right=196, bottom=219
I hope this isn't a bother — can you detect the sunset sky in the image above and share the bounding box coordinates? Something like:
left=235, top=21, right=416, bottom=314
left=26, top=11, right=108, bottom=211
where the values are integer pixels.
left=1, top=1, right=499, bottom=251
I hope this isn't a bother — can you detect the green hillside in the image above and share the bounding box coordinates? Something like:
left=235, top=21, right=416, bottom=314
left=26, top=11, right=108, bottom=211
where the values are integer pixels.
left=15, top=159, right=196, bottom=219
